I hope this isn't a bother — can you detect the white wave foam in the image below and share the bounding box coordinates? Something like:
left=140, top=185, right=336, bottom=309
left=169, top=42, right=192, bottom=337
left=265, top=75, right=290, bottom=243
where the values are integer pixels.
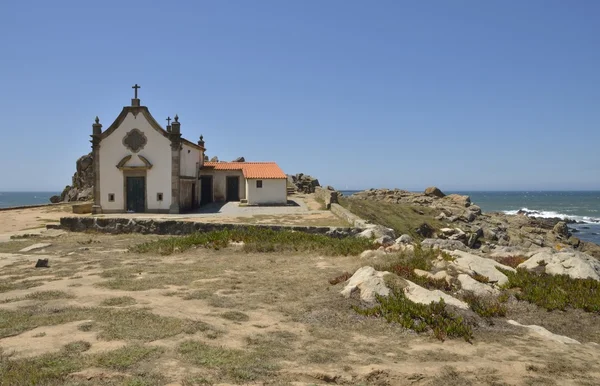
left=503, top=208, right=600, bottom=223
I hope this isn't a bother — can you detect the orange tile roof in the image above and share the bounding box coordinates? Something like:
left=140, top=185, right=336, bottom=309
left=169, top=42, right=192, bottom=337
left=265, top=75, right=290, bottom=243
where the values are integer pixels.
left=203, top=162, right=286, bottom=179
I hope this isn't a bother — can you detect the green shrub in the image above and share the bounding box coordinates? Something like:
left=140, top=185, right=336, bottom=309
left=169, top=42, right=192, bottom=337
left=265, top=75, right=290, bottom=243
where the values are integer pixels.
left=501, top=268, right=600, bottom=312
left=131, top=228, right=374, bottom=256
left=462, top=292, right=507, bottom=318
left=353, top=290, right=473, bottom=342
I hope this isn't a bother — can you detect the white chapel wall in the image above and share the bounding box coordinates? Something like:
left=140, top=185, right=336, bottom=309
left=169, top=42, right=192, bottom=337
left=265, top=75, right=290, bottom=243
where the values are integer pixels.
left=99, top=112, right=171, bottom=212
left=198, top=169, right=246, bottom=201
left=180, top=143, right=200, bottom=177
left=245, top=179, right=287, bottom=205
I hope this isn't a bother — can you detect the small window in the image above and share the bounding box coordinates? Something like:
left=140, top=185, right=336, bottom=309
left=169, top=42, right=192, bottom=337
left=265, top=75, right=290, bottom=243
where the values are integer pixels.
left=108, top=193, right=115, bottom=202
left=256, top=180, right=263, bottom=188
left=157, top=193, right=164, bottom=201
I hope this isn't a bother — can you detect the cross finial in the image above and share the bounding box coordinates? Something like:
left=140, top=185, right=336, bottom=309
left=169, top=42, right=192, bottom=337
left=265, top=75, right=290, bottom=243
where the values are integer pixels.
left=95, top=116, right=100, bottom=124
left=132, top=84, right=141, bottom=99
left=200, top=135, right=203, bottom=141
left=166, top=116, right=171, bottom=126
left=174, top=114, right=179, bottom=123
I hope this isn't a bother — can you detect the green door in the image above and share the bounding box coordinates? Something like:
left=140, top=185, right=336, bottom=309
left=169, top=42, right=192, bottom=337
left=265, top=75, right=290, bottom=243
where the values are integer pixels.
left=126, top=176, right=145, bottom=213
left=226, top=176, right=240, bottom=201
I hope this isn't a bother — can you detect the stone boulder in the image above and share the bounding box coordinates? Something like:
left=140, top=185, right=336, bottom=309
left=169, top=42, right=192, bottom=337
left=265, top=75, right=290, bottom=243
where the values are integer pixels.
left=396, top=234, right=413, bottom=244
left=49, top=195, right=61, bottom=204
left=457, top=274, right=499, bottom=297
left=288, top=173, right=320, bottom=193
left=553, top=221, right=570, bottom=238
left=443, top=194, right=471, bottom=208
left=415, top=222, right=435, bottom=238
left=507, top=320, right=580, bottom=344
left=356, top=225, right=396, bottom=240
left=340, top=266, right=390, bottom=303
left=403, top=280, right=469, bottom=310
left=424, top=186, right=445, bottom=198
left=467, top=228, right=484, bottom=248
left=209, top=156, right=219, bottom=162
left=450, top=250, right=516, bottom=285
left=518, top=250, right=600, bottom=281
left=374, top=235, right=394, bottom=247
left=232, top=157, right=245, bottom=162
left=422, top=238, right=468, bottom=252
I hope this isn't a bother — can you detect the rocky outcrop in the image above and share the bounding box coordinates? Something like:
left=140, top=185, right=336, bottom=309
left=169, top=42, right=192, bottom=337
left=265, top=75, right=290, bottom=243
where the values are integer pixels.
left=403, top=279, right=469, bottom=310
left=450, top=250, right=515, bottom=285
left=422, top=238, right=469, bottom=252
left=341, top=266, right=390, bottom=303
left=209, top=156, right=219, bottom=162
left=232, top=157, right=245, bottom=162
left=457, top=274, right=499, bottom=297
left=507, top=320, right=580, bottom=344
left=56, top=153, right=95, bottom=203
left=518, top=250, right=600, bottom=281
left=424, top=186, right=445, bottom=198
left=288, top=173, right=320, bottom=193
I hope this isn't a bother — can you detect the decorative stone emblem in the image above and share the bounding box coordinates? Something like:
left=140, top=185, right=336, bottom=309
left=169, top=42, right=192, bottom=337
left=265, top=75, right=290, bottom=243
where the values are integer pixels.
left=122, top=129, right=147, bottom=153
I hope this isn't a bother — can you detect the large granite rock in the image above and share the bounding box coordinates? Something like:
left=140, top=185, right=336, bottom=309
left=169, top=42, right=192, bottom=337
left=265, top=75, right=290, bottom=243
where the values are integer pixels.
left=422, top=238, right=468, bottom=252
left=457, top=274, right=499, bottom=297
left=424, top=186, right=445, bottom=198
left=403, top=279, right=469, bottom=309
left=341, top=266, right=390, bottom=303
left=57, top=153, right=95, bottom=203
left=518, top=250, right=600, bottom=281
left=288, top=173, right=320, bottom=193
left=450, top=250, right=516, bottom=285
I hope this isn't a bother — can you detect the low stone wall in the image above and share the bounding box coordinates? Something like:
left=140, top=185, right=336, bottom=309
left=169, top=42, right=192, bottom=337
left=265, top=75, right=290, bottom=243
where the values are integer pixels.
left=314, top=187, right=339, bottom=209
left=58, top=217, right=363, bottom=238
left=331, top=203, right=369, bottom=228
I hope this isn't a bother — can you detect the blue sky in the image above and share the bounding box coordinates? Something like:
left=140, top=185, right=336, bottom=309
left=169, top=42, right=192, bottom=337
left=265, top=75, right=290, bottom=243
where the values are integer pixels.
left=0, top=0, right=598, bottom=192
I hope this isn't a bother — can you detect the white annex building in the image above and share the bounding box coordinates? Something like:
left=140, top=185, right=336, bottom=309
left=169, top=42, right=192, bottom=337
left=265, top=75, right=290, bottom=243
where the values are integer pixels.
left=90, top=85, right=287, bottom=214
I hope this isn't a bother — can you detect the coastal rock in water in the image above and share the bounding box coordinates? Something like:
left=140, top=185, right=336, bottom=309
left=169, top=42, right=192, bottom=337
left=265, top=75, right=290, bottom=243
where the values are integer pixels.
left=422, top=238, right=468, bottom=252
left=450, top=250, right=516, bottom=285
left=518, top=250, right=600, bottom=281
left=340, top=266, right=390, bottom=303
left=424, top=186, right=445, bottom=198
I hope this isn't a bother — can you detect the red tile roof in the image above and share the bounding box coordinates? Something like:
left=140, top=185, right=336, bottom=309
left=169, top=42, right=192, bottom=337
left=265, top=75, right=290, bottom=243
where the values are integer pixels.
left=202, top=162, right=286, bottom=179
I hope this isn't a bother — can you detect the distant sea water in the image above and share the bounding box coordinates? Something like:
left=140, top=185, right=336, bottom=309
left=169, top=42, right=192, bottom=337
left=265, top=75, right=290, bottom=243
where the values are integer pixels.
left=0, top=192, right=60, bottom=209
left=340, top=190, right=600, bottom=245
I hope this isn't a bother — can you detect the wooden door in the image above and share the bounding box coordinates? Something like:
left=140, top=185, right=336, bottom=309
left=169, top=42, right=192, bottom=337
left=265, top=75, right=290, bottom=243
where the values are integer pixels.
left=226, top=176, right=240, bottom=201
left=126, top=176, right=145, bottom=213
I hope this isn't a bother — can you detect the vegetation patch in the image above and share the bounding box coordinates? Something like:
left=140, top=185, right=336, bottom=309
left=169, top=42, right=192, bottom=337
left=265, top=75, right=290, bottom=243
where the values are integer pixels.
left=93, top=344, right=164, bottom=371
left=183, top=290, right=211, bottom=300
left=100, top=296, right=137, bottom=307
left=374, top=247, right=452, bottom=292
left=95, top=308, right=212, bottom=341
left=0, top=343, right=164, bottom=385
left=339, top=198, right=443, bottom=239
left=497, top=255, right=527, bottom=268
left=131, top=228, right=374, bottom=256
left=177, top=340, right=278, bottom=383
left=353, top=290, right=473, bottom=342
left=462, top=292, right=507, bottom=318
left=220, top=311, right=250, bottom=322
left=0, top=280, right=45, bottom=294
left=501, top=268, right=600, bottom=312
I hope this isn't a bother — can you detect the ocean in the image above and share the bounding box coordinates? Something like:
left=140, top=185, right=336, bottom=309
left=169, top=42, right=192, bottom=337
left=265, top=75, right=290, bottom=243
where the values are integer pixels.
left=0, top=192, right=60, bottom=209
left=340, top=190, right=600, bottom=245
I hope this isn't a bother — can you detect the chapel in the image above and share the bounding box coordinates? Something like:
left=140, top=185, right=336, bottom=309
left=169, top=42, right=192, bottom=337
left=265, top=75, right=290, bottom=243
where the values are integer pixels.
left=89, top=85, right=287, bottom=214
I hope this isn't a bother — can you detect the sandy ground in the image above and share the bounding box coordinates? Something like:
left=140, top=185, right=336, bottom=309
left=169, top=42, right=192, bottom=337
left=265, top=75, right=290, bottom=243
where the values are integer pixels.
left=1, top=232, right=600, bottom=385
left=0, top=194, right=346, bottom=238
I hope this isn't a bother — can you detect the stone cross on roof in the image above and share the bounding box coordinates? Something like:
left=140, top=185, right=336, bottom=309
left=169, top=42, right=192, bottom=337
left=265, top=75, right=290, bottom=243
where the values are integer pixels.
left=132, top=84, right=141, bottom=99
